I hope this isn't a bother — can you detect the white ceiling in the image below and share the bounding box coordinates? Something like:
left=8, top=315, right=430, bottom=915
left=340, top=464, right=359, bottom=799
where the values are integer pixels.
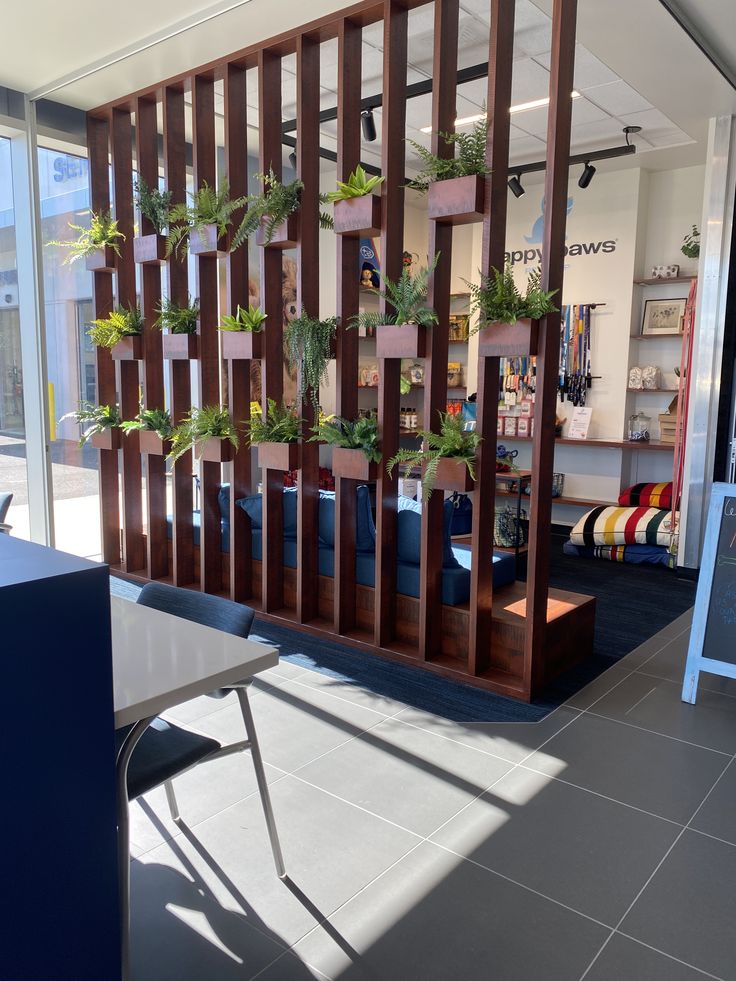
left=4, top=0, right=736, bottom=178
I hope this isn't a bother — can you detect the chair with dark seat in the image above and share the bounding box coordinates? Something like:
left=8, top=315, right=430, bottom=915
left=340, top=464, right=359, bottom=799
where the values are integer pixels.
left=0, top=492, right=12, bottom=534
left=117, top=582, right=285, bottom=967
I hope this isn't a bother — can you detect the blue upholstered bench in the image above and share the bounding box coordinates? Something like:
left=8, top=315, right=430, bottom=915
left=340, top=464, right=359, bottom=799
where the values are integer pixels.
left=166, top=485, right=516, bottom=606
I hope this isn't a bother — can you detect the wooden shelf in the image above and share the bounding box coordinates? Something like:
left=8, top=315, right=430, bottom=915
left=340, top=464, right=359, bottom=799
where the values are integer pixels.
left=630, top=333, right=683, bottom=341
left=499, top=435, right=674, bottom=451
left=634, top=276, right=695, bottom=286
left=627, top=387, right=679, bottom=393
left=495, top=488, right=616, bottom=509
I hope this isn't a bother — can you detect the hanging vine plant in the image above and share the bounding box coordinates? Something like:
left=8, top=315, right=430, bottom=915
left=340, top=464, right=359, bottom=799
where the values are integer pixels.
left=284, top=313, right=338, bottom=408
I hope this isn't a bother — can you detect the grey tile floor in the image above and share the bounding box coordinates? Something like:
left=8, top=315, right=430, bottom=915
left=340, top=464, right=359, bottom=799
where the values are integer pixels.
left=130, top=608, right=736, bottom=980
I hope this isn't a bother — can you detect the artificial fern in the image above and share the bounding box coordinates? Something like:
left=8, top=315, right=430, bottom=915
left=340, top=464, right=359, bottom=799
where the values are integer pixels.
left=310, top=414, right=381, bottom=463
left=219, top=304, right=267, bottom=332
left=248, top=399, right=302, bottom=444
left=154, top=296, right=199, bottom=334
left=168, top=405, right=240, bottom=462
left=121, top=407, right=174, bottom=439
left=465, top=263, right=558, bottom=328
left=60, top=401, right=121, bottom=446
left=406, top=118, right=489, bottom=193
left=284, top=313, right=337, bottom=408
left=326, top=165, right=385, bottom=202
left=352, top=254, right=440, bottom=332
left=134, top=178, right=172, bottom=235
left=387, top=411, right=481, bottom=501
left=166, top=179, right=247, bottom=258
left=48, top=211, right=125, bottom=264
left=88, top=305, right=144, bottom=348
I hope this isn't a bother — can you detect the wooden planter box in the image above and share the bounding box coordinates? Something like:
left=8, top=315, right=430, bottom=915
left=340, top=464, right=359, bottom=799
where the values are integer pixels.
left=333, top=195, right=382, bottom=237
left=85, top=247, right=117, bottom=273
left=256, top=214, right=298, bottom=250
left=432, top=456, right=475, bottom=492
left=190, top=224, right=228, bottom=258
left=332, top=447, right=379, bottom=481
left=199, top=437, right=233, bottom=463
left=138, top=430, right=172, bottom=456
left=258, top=441, right=299, bottom=471
left=428, top=175, right=485, bottom=225
left=477, top=318, right=538, bottom=358
left=133, top=234, right=167, bottom=265
left=221, top=331, right=263, bottom=360
left=376, top=323, right=427, bottom=359
left=163, top=333, right=199, bottom=359
left=111, top=335, right=143, bottom=360
left=90, top=428, right=122, bottom=451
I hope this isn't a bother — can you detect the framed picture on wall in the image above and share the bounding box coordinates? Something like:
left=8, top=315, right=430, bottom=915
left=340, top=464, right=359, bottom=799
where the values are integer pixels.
left=641, top=298, right=687, bottom=336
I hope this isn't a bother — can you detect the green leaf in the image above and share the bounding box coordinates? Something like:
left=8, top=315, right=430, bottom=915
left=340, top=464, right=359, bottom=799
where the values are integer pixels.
left=283, top=313, right=338, bottom=409
left=219, top=304, right=267, bottom=333
left=168, top=405, right=240, bottom=462
left=310, top=413, right=381, bottom=463
left=248, top=399, right=303, bottom=445
left=386, top=411, right=481, bottom=500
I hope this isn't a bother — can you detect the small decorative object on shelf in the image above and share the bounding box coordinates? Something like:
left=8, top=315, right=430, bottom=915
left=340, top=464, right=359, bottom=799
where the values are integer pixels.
left=628, top=366, right=643, bottom=390
left=133, top=178, right=172, bottom=264
left=88, top=304, right=144, bottom=360
left=628, top=411, right=651, bottom=442
left=48, top=210, right=124, bottom=273
left=168, top=405, right=240, bottom=463
left=650, top=264, right=680, bottom=279
left=447, top=362, right=463, bottom=388
left=448, top=314, right=470, bottom=341
left=681, top=225, right=700, bottom=259
left=327, top=166, right=384, bottom=237
left=641, top=298, right=687, bottom=336
left=121, top=407, right=175, bottom=456
left=407, top=117, right=489, bottom=225
left=166, top=178, right=247, bottom=258
left=642, top=365, right=660, bottom=390
left=466, top=263, right=558, bottom=357
left=60, top=401, right=122, bottom=449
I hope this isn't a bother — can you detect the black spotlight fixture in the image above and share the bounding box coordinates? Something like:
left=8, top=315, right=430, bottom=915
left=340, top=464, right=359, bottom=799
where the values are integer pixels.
left=508, top=173, right=525, bottom=198
left=289, top=148, right=297, bottom=169
left=624, top=124, right=642, bottom=146
left=361, top=108, right=377, bottom=142
left=578, top=161, right=596, bottom=189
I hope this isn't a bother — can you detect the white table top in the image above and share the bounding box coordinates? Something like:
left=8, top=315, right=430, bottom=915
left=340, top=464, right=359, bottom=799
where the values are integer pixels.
left=111, top=595, right=278, bottom=728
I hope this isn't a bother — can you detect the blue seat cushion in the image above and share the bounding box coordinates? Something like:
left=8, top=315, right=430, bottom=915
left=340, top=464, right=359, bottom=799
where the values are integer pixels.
left=236, top=486, right=298, bottom=539
left=397, top=495, right=460, bottom=569
left=117, top=717, right=221, bottom=800
left=166, top=510, right=230, bottom=552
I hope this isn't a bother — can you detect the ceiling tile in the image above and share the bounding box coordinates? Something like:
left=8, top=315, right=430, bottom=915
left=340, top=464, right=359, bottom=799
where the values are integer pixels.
left=510, top=57, right=551, bottom=105
left=584, top=79, right=652, bottom=116
left=570, top=118, right=631, bottom=148
left=571, top=97, right=609, bottom=126
left=535, top=44, right=619, bottom=89
left=509, top=105, right=549, bottom=138
left=509, top=134, right=547, bottom=163
left=618, top=108, right=690, bottom=143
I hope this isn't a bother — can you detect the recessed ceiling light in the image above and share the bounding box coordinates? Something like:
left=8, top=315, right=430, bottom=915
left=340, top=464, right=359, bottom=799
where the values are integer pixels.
left=419, top=92, right=581, bottom=133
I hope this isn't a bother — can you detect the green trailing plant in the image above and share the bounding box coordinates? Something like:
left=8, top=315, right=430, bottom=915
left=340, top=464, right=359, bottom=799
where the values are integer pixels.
left=121, top=407, right=174, bottom=439
left=681, top=224, right=700, bottom=259
left=326, top=165, right=385, bottom=202
left=231, top=169, right=333, bottom=249
left=168, top=405, right=239, bottom=462
left=166, top=179, right=247, bottom=258
left=48, top=210, right=125, bottom=264
left=387, top=411, right=481, bottom=501
left=406, top=117, right=490, bottom=193
left=310, top=413, right=381, bottom=463
left=284, top=313, right=338, bottom=408
left=351, top=254, right=440, bottom=332
left=465, top=263, right=558, bottom=329
left=88, top=304, right=144, bottom=348
left=248, top=399, right=302, bottom=445
left=154, top=296, right=199, bottom=334
left=60, top=401, right=121, bottom=446
left=134, top=177, right=172, bottom=235
left=219, top=304, right=267, bottom=333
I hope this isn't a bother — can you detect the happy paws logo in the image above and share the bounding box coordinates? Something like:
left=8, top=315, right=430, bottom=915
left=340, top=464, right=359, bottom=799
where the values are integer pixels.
left=506, top=196, right=617, bottom=266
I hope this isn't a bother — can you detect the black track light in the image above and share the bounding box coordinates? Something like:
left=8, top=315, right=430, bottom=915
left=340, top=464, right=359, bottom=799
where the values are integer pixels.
left=508, top=173, right=525, bottom=198
left=361, top=108, right=377, bottom=142
left=578, top=161, right=596, bottom=189
left=623, top=124, right=642, bottom=146
left=289, top=149, right=297, bottom=169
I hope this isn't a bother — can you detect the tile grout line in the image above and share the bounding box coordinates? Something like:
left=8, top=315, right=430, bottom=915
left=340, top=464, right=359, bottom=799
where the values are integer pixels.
left=582, top=708, right=733, bottom=756
left=577, top=754, right=736, bottom=981
left=613, top=931, right=726, bottom=980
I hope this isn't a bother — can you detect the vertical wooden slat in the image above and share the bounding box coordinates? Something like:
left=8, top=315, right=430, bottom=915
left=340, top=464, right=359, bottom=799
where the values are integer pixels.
left=374, top=0, right=408, bottom=648
left=468, top=0, right=515, bottom=677
left=258, top=50, right=286, bottom=612
left=163, top=84, right=194, bottom=586
left=111, top=107, right=145, bottom=572
left=224, top=63, right=253, bottom=602
left=136, top=94, right=167, bottom=580
left=87, top=114, right=121, bottom=566
left=333, top=18, right=363, bottom=635
left=418, top=0, right=459, bottom=660
left=523, top=0, right=578, bottom=698
left=295, top=34, right=321, bottom=624
left=192, top=73, right=223, bottom=594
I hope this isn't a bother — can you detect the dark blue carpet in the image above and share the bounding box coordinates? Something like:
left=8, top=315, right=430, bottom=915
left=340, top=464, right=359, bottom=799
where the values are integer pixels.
left=110, top=539, right=695, bottom=724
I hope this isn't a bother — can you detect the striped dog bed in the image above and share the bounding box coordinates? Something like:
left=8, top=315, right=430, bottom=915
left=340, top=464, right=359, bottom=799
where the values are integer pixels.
left=569, top=506, right=678, bottom=549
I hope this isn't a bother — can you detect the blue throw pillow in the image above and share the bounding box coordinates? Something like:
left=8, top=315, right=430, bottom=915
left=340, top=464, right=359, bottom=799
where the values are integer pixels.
left=396, top=496, right=459, bottom=568
left=318, top=486, right=376, bottom=552
left=218, top=483, right=230, bottom=520
left=237, top=487, right=298, bottom=538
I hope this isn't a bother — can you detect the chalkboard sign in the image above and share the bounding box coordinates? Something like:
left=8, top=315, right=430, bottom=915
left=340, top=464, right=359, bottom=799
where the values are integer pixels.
left=682, top=483, right=736, bottom=703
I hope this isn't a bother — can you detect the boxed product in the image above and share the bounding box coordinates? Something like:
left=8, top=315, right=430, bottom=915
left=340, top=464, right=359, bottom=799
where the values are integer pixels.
left=503, top=416, right=518, bottom=437
left=658, top=394, right=680, bottom=444
left=520, top=398, right=534, bottom=417
left=517, top=417, right=531, bottom=437
left=497, top=416, right=504, bottom=435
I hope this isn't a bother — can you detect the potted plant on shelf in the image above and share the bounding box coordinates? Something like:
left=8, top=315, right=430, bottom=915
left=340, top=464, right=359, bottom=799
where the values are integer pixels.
left=154, top=296, right=200, bottom=359
left=387, top=411, right=481, bottom=501
left=407, top=117, right=489, bottom=225
left=327, top=165, right=384, bottom=237
left=48, top=210, right=125, bottom=272
left=121, top=406, right=175, bottom=455
left=168, top=405, right=240, bottom=463
left=133, top=178, right=173, bottom=264
left=249, top=398, right=302, bottom=471
left=61, top=402, right=122, bottom=450
left=311, top=413, right=381, bottom=481
left=681, top=224, right=700, bottom=259
left=465, top=264, right=558, bottom=357
left=219, top=304, right=267, bottom=360
left=284, top=313, right=338, bottom=408
left=231, top=168, right=333, bottom=250
left=88, top=304, right=145, bottom=360
left=166, top=179, right=247, bottom=258
left=351, top=254, right=439, bottom=359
